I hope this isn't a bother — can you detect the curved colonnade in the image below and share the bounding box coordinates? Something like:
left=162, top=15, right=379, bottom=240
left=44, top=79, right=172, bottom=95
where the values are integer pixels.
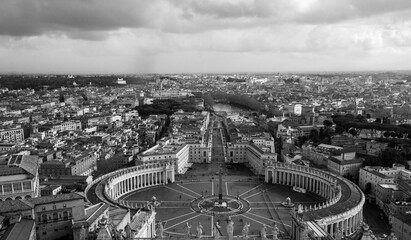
left=86, top=161, right=364, bottom=239
left=86, top=162, right=175, bottom=209
left=265, top=162, right=365, bottom=239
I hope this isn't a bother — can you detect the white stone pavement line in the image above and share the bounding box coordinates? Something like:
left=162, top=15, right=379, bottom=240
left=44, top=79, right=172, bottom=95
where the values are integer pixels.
left=211, top=215, right=213, bottom=237
left=241, top=213, right=287, bottom=233
left=164, top=213, right=202, bottom=230
left=239, top=184, right=263, bottom=197
left=246, top=211, right=291, bottom=228
left=244, top=185, right=279, bottom=200
left=164, top=185, right=196, bottom=199
left=244, top=191, right=264, bottom=200
left=177, top=184, right=202, bottom=197
left=163, top=211, right=197, bottom=223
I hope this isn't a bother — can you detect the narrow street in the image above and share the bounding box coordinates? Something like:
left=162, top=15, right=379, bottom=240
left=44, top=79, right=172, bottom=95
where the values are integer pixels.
left=211, top=117, right=226, bottom=163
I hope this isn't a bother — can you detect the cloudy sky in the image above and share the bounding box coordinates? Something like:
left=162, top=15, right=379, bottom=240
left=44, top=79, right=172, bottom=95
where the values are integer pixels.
left=1, top=0, right=411, bottom=74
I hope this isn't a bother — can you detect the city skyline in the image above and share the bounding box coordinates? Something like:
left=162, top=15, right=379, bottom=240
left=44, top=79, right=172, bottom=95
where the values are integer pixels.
left=1, top=0, right=411, bottom=74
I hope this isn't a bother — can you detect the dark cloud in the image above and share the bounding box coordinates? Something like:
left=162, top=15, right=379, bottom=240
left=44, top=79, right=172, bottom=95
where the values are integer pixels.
left=1, top=0, right=411, bottom=39
left=0, top=0, right=157, bottom=37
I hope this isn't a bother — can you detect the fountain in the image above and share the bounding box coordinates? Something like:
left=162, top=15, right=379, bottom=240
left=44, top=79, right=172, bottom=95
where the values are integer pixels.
left=281, top=197, right=295, bottom=208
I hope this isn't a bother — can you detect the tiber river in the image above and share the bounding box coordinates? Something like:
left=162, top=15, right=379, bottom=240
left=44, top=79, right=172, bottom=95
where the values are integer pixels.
left=212, top=103, right=246, bottom=113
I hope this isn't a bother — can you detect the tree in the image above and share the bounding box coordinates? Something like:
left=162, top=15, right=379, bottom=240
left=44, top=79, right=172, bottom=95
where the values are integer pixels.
left=349, top=128, right=357, bottom=137
left=310, top=129, right=319, bottom=142
left=335, top=125, right=344, bottom=134
left=355, top=115, right=367, bottom=123
left=323, top=120, right=333, bottom=127
left=345, top=114, right=355, bottom=119
left=379, top=148, right=405, bottom=167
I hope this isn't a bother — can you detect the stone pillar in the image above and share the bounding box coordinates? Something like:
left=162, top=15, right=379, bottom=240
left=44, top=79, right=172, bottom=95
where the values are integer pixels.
left=138, top=175, right=141, bottom=187
left=278, top=172, right=282, bottom=184
left=319, top=182, right=322, bottom=196
left=349, top=217, right=353, bottom=234
left=354, top=214, right=358, bottom=232
left=134, top=176, right=137, bottom=189
left=154, top=173, right=157, bottom=185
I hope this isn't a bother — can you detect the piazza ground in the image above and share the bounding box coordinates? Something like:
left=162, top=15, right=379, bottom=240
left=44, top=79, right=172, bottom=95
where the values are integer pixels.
left=120, top=163, right=324, bottom=238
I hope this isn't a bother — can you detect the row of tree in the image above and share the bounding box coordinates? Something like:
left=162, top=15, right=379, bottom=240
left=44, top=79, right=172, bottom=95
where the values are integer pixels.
left=332, top=114, right=411, bottom=138
left=134, top=99, right=182, bottom=117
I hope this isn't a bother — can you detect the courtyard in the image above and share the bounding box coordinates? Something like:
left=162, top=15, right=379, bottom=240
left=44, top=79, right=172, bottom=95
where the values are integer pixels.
left=120, top=163, right=323, bottom=238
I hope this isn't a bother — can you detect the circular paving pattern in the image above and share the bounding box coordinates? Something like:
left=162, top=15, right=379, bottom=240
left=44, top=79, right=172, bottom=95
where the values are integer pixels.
left=120, top=178, right=324, bottom=238
left=191, top=195, right=250, bottom=216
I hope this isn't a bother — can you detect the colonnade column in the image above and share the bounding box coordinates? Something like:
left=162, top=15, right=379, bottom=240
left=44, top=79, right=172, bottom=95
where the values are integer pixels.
left=349, top=216, right=353, bottom=234
left=330, top=223, right=334, bottom=236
